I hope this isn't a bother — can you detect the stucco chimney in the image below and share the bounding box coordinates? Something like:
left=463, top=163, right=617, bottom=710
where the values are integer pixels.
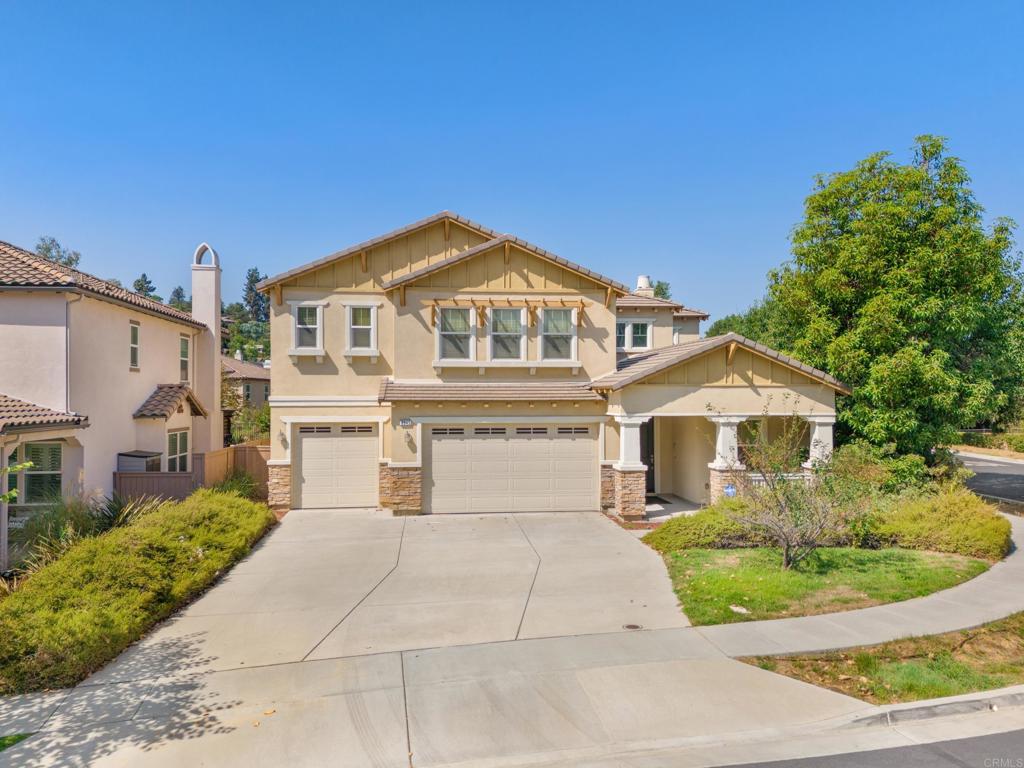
left=635, top=275, right=655, bottom=298
left=191, top=243, right=222, bottom=452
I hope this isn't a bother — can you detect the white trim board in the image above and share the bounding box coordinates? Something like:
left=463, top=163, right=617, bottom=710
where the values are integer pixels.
left=270, top=396, right=381, bottom=407
left=411, top=415, right=602, bottom=424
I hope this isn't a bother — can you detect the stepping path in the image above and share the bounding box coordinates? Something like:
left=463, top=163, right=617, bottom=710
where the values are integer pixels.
left=696, top=514, right=1024, bottom=657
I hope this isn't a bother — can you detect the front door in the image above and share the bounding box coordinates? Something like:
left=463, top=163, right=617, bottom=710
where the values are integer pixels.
left=640, top=419, right=655, bottom=493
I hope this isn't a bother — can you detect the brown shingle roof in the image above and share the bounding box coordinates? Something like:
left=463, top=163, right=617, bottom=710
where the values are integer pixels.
left=221, top=355, right=271, bottom=381
left=0, top=393, right=88, bottom=435
left=257, top=211, right=630, bottom=295
left=379, top=380, right=605, bottom=403
left=616, top=293, right=710, bottom=319
left=673, top=308, right=710, bottom=320
left=133, top=384, right=209, bottom=419
left=0, top=240, right=205, bottom=328
left=590, top=333, right=851, bottom=394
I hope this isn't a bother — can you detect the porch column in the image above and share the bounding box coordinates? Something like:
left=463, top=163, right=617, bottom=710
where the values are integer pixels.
left=705, top=416, right=745, bottom=503
left=803, top=415, right=835, bottom=468
left=1, top=440, right=11, bottom=571
left=612, top=416, right=648, bottom=521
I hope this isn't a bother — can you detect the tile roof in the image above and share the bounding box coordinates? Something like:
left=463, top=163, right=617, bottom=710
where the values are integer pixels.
left=590, top=333, right=851, bottom=393
left=0, top=393, right=88, bottom=435
left=616, top=293, right=710, bottom=319
left=379, top=380, right=605, bottom=403
left=0, top=240, right=205, bottom=328
left=221, top=355, right=271, bottom=381
left=133, top=384, right=209, bottom=419
left=257, top=211, right=630, bottom=295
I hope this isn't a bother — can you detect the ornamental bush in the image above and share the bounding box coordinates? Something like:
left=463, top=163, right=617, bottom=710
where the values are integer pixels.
left=0, top=489, right=275, bottom=694
left=643, top=500, right=754, bottom=553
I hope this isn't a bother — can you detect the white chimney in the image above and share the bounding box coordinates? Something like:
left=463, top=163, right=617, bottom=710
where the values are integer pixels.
left=191, top=243, right=222, bottom=452
left=635, top=274, right=655, bottom=298
left=234, top=349, right=243, bottom=361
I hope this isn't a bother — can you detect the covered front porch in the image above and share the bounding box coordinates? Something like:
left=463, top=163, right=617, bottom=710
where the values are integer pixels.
left=591, top=334, right=849, bottom=522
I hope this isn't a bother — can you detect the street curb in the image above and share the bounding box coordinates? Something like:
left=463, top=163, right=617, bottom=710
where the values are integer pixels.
left=845, top=690, right=1024, bottom=728
left=955, top=449, right=1024, bottom=466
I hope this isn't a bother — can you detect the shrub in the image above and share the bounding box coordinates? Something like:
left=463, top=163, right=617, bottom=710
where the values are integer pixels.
left=0, top=489, right=275, bottom=694
left=212, top=470, right=260, bottom=500
left=1006, top=434, right=1024, bottom=454
left=875, top=487, right=1011, bottom=561
left=643, top=500, right=752, bottom=553
left=958, top=432, right=996, bottom=448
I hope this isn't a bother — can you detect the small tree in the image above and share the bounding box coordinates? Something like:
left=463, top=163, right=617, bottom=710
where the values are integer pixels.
left=221, top=368, right=242, bottom=411
left=726, top=415, right=856, bottom=569
left=653, top=280, right=672, bottom=300
left=243, top=267, right=269, bottom=322
left=168, top=286, right=190, bottom=311
left=35, top=236, right=81, bottom=268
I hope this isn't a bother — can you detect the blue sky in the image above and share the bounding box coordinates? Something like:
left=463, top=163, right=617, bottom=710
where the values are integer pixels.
left=2, top=1, right=1022, bottom=321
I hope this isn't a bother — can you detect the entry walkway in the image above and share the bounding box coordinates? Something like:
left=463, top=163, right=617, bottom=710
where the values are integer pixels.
left=698, top=514, right=1024, bottom=657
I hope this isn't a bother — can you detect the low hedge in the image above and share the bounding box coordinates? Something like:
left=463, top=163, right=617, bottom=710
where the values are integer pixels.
left=0, top=489, right=275, bottom=694
left=643, top=499, right=753, bottom=553
left=875, top=487, right=1011, bottom=561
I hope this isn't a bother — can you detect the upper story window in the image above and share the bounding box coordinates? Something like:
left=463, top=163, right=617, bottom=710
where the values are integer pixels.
left=489, top=308, right=525, bottom=360
left=263, top=383, right=270, bottom=400
left=439, top=308, right=473, bottom=360
left=179, top=335, right=190, bottom=382
left=289, top=301, right=326, bottom=357
left=346, top=305, right=378, bottom=354
left=244, top=383, right=252, bottom=402
left=129, top=321, right=140, bottom=369
left=616, top=319, right=652, bottom=351
left=541, top=308, right=576, bottom=361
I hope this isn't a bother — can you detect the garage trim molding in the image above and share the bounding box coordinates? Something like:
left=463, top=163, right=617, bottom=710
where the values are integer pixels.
left=279, top=415, right=389, bottom=463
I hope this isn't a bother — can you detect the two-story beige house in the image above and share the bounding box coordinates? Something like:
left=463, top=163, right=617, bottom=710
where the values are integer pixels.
left=258, top=212, right=848, bottom=519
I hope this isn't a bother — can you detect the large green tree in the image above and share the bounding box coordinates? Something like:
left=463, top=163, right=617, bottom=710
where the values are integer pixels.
left=766, top=136, right=1022, bottom=455
left=243, top=267, right=269, bottom=322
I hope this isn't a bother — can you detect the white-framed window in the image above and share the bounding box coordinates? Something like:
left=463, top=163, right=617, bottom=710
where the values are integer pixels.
left=243, top=383, right=252, bottom=402
left=129, top=321, right=140, bottom=369
left=438, top=307, right=474, bottom=360
left=179, top=335, right=190, bottom=382
left=540, top=308, right=576, bottom=361
left=616, top=319, right=653, bottom=351
left=346, top=304, right=378, bottom=354
left=488, top=307, right=526, bottom=361
left=7, top=442, right=63, bottom=505
left=167, top=429, right=189, bottom=473
left=288, top=301, right=326, bottom=355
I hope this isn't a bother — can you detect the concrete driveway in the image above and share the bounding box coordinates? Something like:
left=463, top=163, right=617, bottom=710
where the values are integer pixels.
left=3, top=511, right=869, bottom=767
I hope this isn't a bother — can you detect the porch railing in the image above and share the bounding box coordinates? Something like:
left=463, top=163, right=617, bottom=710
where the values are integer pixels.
left=744, top=471, right=811, bottom=488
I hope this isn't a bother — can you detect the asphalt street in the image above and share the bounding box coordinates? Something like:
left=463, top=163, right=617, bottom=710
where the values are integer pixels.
left=727, top=727, right=1024, bottom=767
left=961, top=453, right=1024, bottom=502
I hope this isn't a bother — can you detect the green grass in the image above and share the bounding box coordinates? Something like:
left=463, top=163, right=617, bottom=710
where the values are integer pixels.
left=752, top=611, right=1024, bottom=703
left=0, top=489, right=275, bottom=695
left=666, top=547, right=989, bottom=626
left=0, top=734, right=30, bottom=752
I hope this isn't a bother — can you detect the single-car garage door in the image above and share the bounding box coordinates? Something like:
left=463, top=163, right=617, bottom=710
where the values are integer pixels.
left=426, top=424, right=598, bottom=513
left=296, top=424, right=379, bottom=508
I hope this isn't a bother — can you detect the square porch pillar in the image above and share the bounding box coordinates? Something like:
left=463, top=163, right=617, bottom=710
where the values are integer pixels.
left=612, top=415, right=649, bottom=521
left=705, top=415, right=746, bottom=503
left=803, top=415, right=836, bottom=468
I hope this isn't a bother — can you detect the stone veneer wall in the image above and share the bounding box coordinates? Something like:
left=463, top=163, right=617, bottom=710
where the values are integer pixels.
left=613, top=468, right=646, bottom=521
left=600, top=464, right=615, bottom=509
left=707, top=467, right=733, bottom=504
left=267, top=464, right=292, bottom=517
left=379, top=463, right=423, bottom=515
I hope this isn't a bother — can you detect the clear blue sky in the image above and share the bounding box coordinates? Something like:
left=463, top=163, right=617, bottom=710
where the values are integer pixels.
left=2, top=1, right=1022, bottom=321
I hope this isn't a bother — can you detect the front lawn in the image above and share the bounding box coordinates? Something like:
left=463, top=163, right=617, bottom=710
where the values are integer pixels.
left=0, top=488, right=275, bottom=694
left=666, top=547, right=988, bottom=626
left=750, top=611, right=1024, bottom=703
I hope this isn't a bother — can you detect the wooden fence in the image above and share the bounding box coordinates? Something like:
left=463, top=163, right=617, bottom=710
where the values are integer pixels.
left=113, top=443, right=271, bottom=501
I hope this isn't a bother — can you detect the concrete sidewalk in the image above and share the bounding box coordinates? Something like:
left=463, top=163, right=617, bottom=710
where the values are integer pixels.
left=697, top=514, right=1024, bottom=657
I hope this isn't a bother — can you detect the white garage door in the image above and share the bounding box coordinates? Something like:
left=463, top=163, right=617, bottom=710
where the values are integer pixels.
left=296, top=425, right=379, bottom=508
left=426, top=424, right=598, bottom=513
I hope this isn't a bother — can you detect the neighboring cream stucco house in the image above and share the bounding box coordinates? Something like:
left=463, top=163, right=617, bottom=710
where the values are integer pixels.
left=222, top=353, right=271, bottom=409
left=0, top=241, right=224, bottom=565
left=258, top=212, right=848, bottom=518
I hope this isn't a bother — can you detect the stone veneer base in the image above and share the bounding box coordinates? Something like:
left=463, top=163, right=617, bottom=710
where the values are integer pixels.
left=613, top=468, right=647, bottom=521
left=600, top=464, right=615, bottom=509
left=267, top=463, right=292, bottom=518
left=379, top=463, right=423, bottom=515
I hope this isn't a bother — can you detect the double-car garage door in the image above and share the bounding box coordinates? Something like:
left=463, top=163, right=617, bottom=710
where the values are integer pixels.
left=425, top=424, right=599, bottom=513
left=295, top=421, right=599, bottom=513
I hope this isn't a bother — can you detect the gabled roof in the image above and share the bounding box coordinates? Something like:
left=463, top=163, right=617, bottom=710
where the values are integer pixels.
left=222, top=355, right=271, bottom=381
left=590, top=333, right=851, bottom=394
left=0, top=393, right=88, bottom=435
left=616, top=293, right=710, bottom=319
left=380, top=233, right=630, bottom=293
left=0, top=241, right=205, bottom=328
left=379, top=380, right=604, bottom=403
left=133, top=384, right=209, bottom=419
left=256, top=211, right=630, bottom=295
